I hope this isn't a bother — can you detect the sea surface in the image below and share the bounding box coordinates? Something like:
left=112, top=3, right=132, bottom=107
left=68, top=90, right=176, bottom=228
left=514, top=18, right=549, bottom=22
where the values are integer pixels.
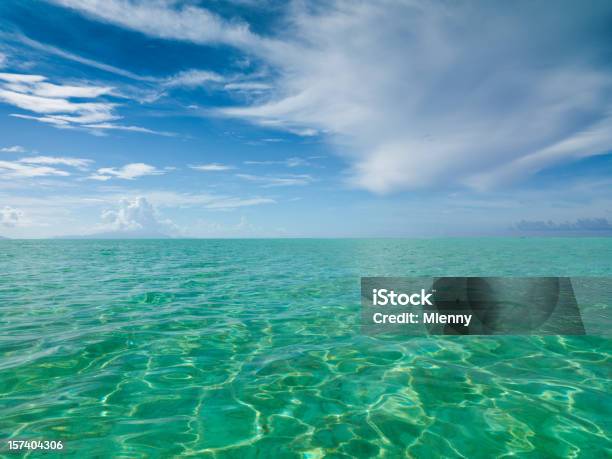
left=0, top=239, right=610, bottom=458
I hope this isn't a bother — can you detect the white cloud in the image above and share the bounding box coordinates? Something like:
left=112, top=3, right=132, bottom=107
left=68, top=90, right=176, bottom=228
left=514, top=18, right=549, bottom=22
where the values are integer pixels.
left=0, top=73, right=113, bottom=98
left=13, top=34, right=228, bottom=94
left=48, top=0, right=266, bottom=50
left=190, top=163, right=234, bottom=171
left=218, top=2, right=612, bottom=192
left=203, top=196, right=275, bottom=209
left=19, top=156, right=93, bottom=170
left=0, top=73, right=119, bottom=129
left=245, top=157, right=309, bottom=167
left=0, top=206, right=22, bottom=227
left=47, top=0, right=612, bottom=193
left=12, top=34, right=155, bottom=82
left=10, top=114, right=72, bottom=127
left=109, top=190, right=276, bottom=210
left=97, top=195, right=272, bottom=236
left=224, top=82, right=271, bottom=92
left=88, top=162, right=164, bottom=180
left=164, top=69, right=224, bottom=88
left=26, top=82, right=112, bottom=98
left=0, top=188, right=275, bottom=237
left=101, top=196, right=177, bottom=235
left=81, top=123, right=174, bottom=136
left=0, top=52, right=6, bottom=67
left=236, top=173, right=313, bottom=187
left=0, top=72, right=165, bottom=135
left=0, top=73, right=46, bottom=83
left=465, top=114, right=612, bottom=189
left=0, top=160, right=70, bottom=178
left=0, top=87, right=115, bottom=118
left=1, top=145, right=26, bottom=153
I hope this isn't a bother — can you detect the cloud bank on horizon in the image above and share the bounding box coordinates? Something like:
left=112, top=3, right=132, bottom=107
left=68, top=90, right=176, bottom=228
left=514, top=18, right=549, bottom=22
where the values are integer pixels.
left=0, top=0, right=611, bottom=237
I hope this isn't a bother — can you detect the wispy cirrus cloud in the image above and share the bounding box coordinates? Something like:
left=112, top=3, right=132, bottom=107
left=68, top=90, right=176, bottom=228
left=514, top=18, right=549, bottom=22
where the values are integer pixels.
left=163, top=69, right=224, bottom=88
left=245, top=157, right=309, bottom=168
left=0, top=72, right=113, bottom=98
left=88, top=162, right=164, bottom=181
left=51, top=0, right=612, bottom=194
left=1, top=89, right=116, bottom=123
left=47, top=0, right=268, bottom=51
left=1, top=145, right=26, bottom=153
left=0, top=152, right=92, bottom=179
left=220, top=2, right=612, bottom=193
left=7, top=33, right=257, bottom=102
left=0, top=72, right=117, bottom=126
left=202, top=197, right=274, bottom=209
left=0, top=160, right=70, bottom=178
left=224, top=82, right=271, bottom=93
left=81, top=123, right=175, bottom=136
left=19, top=156, right=93, bottom=170
left=9, top=33, right=156, bottom=81
left=190, top=163, right=234, bottom=172
left=236, top=173, right=313, bottom=187
left=114, top=191, right=276, bottom=210
left=0, top=72, right=172, bottom=135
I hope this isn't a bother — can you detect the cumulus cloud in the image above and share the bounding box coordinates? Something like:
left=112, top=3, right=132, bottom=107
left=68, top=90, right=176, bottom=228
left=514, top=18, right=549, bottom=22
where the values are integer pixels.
left=1, top=145, right=26, bottom=153
left=0, top=206, right=22, bottom=227
left=190, top=163, right=234, bottom=171
left=47, top=0, right=612, bottom=193
left=88, top=162, right=164, bottom=181
left=101, top=196, right=177, bottom=235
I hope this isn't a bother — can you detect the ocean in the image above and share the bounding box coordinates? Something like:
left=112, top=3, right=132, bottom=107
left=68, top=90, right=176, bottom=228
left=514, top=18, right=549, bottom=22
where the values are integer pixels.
left=0, top=239, right=610, bottom=457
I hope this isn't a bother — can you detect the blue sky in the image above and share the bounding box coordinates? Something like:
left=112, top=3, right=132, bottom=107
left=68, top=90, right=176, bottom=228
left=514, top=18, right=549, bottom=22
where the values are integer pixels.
left=1, top=0, right=612, bottom=237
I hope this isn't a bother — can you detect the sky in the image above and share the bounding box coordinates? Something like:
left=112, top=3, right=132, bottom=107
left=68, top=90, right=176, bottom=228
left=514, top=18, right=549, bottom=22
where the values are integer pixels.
left=1, top=0, right=612, bottom=238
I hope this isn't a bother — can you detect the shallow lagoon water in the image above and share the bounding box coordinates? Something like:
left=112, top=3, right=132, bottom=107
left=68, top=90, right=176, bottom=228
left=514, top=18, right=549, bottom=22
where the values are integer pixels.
left=0, top=239, right=610, bottom=457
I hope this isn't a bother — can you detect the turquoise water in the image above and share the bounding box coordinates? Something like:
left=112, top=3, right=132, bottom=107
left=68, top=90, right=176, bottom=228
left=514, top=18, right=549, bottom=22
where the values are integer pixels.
left=0, top=239, right=610, bottom=458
